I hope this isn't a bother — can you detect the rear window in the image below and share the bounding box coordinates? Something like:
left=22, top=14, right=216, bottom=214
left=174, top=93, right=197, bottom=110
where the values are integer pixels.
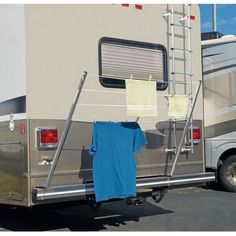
left=99, top=37, right=168, bottom=90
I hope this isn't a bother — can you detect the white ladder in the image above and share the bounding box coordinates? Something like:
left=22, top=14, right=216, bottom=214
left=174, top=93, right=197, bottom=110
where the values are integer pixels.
left=164, top=4, right=201, bottom=176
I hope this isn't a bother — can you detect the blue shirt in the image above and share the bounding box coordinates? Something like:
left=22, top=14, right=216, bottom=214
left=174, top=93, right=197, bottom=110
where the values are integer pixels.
left=89, top=122, right=147, bottom=202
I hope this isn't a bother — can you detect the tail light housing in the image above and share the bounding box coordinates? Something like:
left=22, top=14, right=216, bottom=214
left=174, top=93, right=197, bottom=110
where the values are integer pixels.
left=36, top=128, right=58, bottom=150
left=189, top=127, right=201, bottom=145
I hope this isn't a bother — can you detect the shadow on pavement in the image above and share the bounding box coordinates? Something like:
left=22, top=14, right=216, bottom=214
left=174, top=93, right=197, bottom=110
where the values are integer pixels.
left=0, top=199, right=173, bottom=231
left=202, top=181, right=227, bottom=192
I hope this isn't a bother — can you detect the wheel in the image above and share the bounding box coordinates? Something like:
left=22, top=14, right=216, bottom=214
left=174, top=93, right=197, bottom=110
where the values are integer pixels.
left=219, top=155, right=236, bottom=192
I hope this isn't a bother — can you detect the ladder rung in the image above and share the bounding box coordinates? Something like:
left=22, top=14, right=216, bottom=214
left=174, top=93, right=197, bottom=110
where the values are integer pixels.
left=168, top=80, right=194, bottom=84
left=163, top=12, right=172, bottom=17
left=164, top=11, right=187, bottom=17
left=168, top=79, right=192, bottom=84
left=171, top=72, right=193, bottom=77
left=171, top=120, right=188, bottom=123
left=171, top=48, right=192, bottom=53
left=170, top=23, right=192, bottom=29
left=179, top=17, right=188, bottom=21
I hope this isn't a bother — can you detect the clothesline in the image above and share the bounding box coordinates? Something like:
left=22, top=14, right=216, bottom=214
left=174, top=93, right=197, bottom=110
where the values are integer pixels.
left=78, top=103, right=167, bottom=109
left=88, top=73, right=200, bottom=85
left=83, top=89, right=168, bottom=97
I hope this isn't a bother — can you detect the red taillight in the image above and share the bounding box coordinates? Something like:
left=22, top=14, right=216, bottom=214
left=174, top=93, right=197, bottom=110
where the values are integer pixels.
left=192, top=128, right=201, bottom=140
left=37, top=128, right=58, bottom=150
left=189, top=128, right=201, bottom=145
left=121, top=4, right=129, bottom=7
left=190, top=15, right=195, bottom=21
left=41, top=129, right=58, bottom=144
left=135, top=4, right=143, bottom=10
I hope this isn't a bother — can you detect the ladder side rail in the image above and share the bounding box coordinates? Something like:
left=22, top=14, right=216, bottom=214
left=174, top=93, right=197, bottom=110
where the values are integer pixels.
left=186, top=4, right=194, bottom=151
left=183, top=4, right=188, bottom=147
left=44, top=71, right=88, bottom=188
left=170, top=4, right=176, bottom=94
left=170, top=4, right=177, bottom=149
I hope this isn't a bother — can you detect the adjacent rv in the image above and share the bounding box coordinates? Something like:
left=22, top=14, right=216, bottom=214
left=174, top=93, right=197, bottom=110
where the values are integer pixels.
left=202, top=34, right=236, bottom=192
left=0, top=4, right=214, bottom=207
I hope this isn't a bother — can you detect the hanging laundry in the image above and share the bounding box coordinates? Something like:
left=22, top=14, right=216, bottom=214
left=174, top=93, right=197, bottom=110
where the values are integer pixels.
left=168, top=95, right=189, bottom=120
left=126, top=79, right=157, bottom=117
left=89, top=122, right=147, bottom=202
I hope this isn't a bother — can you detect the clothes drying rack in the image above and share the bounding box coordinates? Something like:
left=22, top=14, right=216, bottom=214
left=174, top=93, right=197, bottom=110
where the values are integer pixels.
left=44, top=70, right=201, bottom=188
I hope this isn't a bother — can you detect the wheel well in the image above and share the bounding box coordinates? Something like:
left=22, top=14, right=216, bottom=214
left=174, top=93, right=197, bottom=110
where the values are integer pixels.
left=217, top=148, right=236, bottom=167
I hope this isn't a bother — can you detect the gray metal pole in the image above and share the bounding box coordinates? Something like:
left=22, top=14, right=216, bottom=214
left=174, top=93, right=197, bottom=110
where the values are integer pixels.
left=212, top=4, right=217, bottom=32
left=44, top=71, right=88, bottom=188
left=170, top=80, right=202, bottom=176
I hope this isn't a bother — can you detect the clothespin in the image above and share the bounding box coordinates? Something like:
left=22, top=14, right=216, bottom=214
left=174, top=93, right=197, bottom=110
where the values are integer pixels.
left=148, top=74, right=152, bottom=81
left=130, top=74, right=133, bottom=80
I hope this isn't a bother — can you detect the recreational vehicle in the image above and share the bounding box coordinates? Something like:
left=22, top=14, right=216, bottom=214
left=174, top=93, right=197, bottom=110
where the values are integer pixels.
left=0, top=4, right=214, bottom=207
left=202, top=34, right=236, bottom=192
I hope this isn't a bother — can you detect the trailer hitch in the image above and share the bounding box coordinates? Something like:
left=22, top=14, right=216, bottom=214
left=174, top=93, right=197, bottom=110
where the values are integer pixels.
left=87, top=196, right=102, bottom=210
left=152, top=189, right=167, bottom=203
left=126, top=196, right=147, bottom=206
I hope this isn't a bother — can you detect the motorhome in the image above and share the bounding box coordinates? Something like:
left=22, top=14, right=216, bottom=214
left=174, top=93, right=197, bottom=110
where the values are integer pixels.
left=202, top=33, right=236, bottom=192
left=0, top=4, right=214, bottom=207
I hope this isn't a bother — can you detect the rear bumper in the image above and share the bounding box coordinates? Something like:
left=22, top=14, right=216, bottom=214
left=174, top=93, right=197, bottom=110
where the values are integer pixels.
left=32, top=172, right=215, bottom=202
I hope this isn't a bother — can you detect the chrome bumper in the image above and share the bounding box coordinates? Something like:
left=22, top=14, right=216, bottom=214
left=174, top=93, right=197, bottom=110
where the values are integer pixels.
left=32, top=172, right=215, bottom=202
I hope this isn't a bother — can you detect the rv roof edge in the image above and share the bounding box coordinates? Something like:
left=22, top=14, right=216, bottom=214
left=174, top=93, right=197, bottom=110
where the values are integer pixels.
left=202, top=34, right=236, bottom=46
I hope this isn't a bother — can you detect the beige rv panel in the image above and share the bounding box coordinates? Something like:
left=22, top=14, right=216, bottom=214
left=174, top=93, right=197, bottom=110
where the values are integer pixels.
left=25, top=4, right=203, bottom=129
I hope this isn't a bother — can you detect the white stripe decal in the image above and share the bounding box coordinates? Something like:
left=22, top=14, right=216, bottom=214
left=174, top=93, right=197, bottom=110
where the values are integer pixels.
left=0, top=113, right=27, bottom=122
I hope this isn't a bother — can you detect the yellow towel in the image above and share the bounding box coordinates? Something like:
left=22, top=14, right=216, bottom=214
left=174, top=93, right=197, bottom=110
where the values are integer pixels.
left=126, top=79, right=157, bottom=117
left=168, top=95, right=189, bottom=120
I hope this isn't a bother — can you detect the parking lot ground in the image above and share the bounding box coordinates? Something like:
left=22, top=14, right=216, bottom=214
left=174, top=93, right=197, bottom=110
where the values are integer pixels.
left=0, top=186, right=235, bottom=231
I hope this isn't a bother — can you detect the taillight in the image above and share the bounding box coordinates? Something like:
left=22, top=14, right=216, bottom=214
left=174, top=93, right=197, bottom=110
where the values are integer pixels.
left=189, top=127, right=201, bottom=145
left=36, top=128, right=58, bottom=150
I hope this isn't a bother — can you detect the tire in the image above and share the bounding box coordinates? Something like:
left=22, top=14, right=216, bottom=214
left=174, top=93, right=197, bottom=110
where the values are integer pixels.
left=219, top=155, right=236, bottom=192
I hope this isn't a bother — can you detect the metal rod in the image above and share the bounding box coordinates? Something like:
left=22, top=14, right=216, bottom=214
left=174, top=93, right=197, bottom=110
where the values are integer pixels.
left=212, top=4, right=217, bottom=32
left=34, top=173, right=215, bottom=201
left=44, top=71, right=88, bottom=188
left=173, top=121, right=177, bottom=149
left=170, top=4, right=176, bottom=93
left=170, top=80, right=202, bottom=176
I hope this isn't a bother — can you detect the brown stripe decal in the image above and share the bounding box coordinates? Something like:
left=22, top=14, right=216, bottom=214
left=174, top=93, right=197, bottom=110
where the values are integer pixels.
left=205, top=119, right=236, bottom=138
left=0, top=96, right=26, bottom=116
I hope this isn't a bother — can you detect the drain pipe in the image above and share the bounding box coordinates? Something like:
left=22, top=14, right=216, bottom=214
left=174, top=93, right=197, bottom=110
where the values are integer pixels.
left=212, top=4, right=217, bottom=32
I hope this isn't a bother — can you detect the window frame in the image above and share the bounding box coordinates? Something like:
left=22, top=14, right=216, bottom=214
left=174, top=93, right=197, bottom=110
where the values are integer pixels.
left=98, top=37, right=168, bottom=90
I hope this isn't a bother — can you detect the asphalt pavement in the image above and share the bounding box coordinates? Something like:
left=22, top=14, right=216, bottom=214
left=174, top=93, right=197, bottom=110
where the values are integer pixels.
left=0, top=185, right=235, bottom=231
